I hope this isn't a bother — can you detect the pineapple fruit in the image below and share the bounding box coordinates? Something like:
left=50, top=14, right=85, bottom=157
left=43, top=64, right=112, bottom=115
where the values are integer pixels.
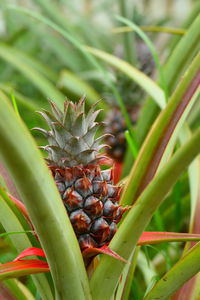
left=104, top=95, right=140, bottom=162
left=104, top=41, right=154, bottom=162
left=34, top=98, right=127, bottom=252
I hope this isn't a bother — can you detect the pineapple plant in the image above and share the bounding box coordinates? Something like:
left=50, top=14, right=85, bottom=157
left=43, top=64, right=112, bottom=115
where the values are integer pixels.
left=104, top=41, right=154, bottom=161
left=33, top=97, right=127, bottom=252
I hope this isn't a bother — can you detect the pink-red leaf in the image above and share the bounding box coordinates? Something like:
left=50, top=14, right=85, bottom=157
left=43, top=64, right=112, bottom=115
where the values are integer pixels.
left=138, top=231, right=200, bottom=245
left=13, top=247, right=46, bottom=262
left=0, top=260, right=49, bottom=280
left=82, top=245, right=128, bottom=263
left=2, top=231, right=199, bottom=279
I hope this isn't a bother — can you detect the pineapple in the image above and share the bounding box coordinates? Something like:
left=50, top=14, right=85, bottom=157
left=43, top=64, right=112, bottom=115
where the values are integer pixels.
left=104, top=41, right=154, bottom=162
left=104, top=83, right=141, bottom=161
left=34, top=97, right=127, bottom=252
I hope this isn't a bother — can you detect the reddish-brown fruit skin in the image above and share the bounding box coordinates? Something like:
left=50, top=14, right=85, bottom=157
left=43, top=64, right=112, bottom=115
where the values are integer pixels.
left=104, top=106, right=140, bottom=162
left=50, top=164, right=126, bottom=251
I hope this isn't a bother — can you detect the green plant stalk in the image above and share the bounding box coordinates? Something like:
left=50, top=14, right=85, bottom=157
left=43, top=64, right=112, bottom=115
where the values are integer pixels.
left=121, top=53, right=200, bottom=206
left=90, top=128, right=200, bottom=300
left=113, top=25, right=186, bottom=35
left=0, top=97, right=91, bottom=300
left=124, top=130, right=138, bottom=159
left=0, top=231, right=32, bottom=238
left=118, top=0, right=136, bottom=65
left=11, top=94, right=20, bottom=118
left=143, top=242, right=200, bottom=300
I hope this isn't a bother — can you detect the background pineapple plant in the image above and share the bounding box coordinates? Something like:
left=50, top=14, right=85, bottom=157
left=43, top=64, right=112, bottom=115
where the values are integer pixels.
left=104, top=41, right=154, bottom=161
left=34, top=98, right=127, bottom=251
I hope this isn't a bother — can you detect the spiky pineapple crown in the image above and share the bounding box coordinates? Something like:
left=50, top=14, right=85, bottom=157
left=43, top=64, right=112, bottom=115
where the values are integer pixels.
left=34, top=97, right=109, bottom=168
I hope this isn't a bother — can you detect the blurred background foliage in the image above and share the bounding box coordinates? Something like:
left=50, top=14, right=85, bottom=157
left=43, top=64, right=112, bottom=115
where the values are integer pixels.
left=0, top=0, right=199, bottom=299
left=0, top=0, right=198, bottom=126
